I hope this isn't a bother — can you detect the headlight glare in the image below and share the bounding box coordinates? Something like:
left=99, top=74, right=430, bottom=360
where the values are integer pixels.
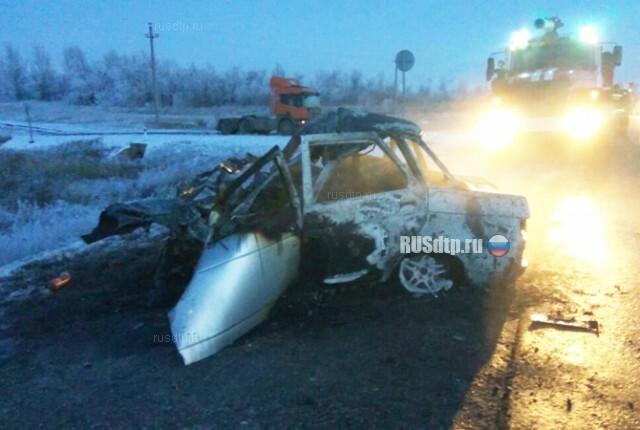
left=565, top=107, right=602, bottom=140
left=476, top=109, right=520, bottom=151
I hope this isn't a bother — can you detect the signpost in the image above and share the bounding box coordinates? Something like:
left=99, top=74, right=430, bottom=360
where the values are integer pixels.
left=395, top=50, right=415, bottom=101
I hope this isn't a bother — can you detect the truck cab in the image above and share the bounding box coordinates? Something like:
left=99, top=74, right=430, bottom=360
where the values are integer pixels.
left=217, top=76, right=321, bottom=136
left=269, top=76, right=321, bottom=134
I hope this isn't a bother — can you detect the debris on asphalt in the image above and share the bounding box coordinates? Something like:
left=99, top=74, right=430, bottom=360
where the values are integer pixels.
left=529, top=313, right=599, bottom=336
left=48, top=272, right=71, bottom=290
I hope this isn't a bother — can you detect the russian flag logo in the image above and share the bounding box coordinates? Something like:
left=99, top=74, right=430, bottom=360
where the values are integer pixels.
left=487, top=235, right=510, bottom=257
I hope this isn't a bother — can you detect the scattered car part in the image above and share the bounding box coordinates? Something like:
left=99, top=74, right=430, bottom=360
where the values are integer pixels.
left=529, top=313, right=599, bottom=336
left=116, top=142, right=147, bottom=160
left=169, top=233, right=300, bottom=364
left=48, top=272, right=71, bottom=290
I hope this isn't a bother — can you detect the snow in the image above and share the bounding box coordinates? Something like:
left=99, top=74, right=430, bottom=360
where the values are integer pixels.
left=0, top=126, right=291, bottom=267
left=0, top=124, right=287, bottom=154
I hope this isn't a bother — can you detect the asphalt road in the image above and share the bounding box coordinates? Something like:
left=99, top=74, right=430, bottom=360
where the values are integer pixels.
left=439, top=119, right=640, bottom=429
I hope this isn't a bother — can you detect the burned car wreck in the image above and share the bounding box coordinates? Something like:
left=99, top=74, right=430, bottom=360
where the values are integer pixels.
left=84, top=109, right=530, bottom=365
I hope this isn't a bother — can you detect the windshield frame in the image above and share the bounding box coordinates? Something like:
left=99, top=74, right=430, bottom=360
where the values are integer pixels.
left=509, top=39, right=597, bottom=73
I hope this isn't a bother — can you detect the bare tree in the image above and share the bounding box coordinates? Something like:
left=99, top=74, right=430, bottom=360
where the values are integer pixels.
left=62, top=46, right=95, bottom=104
left=30, top=46, right=59, bottom=100
left=346, top=70, right=364, bottom=104
left=0, top=44, right=28, bottom=100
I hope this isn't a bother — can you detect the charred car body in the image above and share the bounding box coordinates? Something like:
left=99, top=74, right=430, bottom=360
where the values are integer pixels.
left=84, top=109, right=530, bottom=365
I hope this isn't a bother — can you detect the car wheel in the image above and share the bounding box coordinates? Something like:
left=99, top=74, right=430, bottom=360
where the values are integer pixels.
left=278, top=119, right=295, bottom=135
left=238, top=119, right=253, bottom=134
left=398, top=254, right=453, bottom=296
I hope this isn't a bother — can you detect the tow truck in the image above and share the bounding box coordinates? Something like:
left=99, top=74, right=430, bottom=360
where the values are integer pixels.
left=478, top=17, right=631, bottom=152
left=217, top=76, right=321, bottom=135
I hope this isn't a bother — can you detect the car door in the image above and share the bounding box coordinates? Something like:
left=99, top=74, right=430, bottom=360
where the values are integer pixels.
left=299, top=133, right=429, bottom=284
left=169, top=146, right=303, bottom=365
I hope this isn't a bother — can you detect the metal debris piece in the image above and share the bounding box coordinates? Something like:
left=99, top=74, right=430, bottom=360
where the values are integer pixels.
left=529, top=313, right=599, bottom=336
left=116, top=142, right=147, bottom=160
left=49, top=272, right=71, bottom=290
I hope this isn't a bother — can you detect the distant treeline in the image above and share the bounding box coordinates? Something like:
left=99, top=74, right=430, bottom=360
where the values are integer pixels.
left=0, top=44, right=478, bottom=108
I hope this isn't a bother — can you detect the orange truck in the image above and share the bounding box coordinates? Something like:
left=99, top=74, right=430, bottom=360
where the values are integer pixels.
left=217, top=76, right=321, bottom=135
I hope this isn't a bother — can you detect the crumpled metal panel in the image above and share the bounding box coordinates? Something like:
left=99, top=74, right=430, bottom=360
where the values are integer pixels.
left=169, top=232, right=300, bottom=365
left=423, top=185, right=528, bottom=287
left=303, top=108, right=421, bottom=137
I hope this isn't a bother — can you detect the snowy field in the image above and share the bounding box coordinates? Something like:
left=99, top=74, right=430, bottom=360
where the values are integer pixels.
left=0, top=124, right=291, bottom=269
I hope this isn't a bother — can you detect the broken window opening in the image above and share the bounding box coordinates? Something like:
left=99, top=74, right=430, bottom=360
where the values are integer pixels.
left=313, top=142, right=409, bottom=203
left=391, top=136, right=460, bottom=188
left=213, top=147, right=301, bottom=240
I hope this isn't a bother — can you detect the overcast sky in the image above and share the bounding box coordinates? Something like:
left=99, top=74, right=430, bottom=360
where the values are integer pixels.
left=1, top=0, right=638, bottom=88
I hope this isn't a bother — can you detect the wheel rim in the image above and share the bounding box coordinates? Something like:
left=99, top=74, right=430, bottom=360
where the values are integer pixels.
left=399, top=254, right=453, bottom=296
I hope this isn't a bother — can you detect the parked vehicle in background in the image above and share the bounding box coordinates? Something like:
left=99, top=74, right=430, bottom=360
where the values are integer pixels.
left=217, top=76, right=321, bottom=135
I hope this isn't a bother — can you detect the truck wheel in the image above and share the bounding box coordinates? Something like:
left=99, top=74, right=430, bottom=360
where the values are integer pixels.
left=218, top=121, right=235, bottom=135
left=238, top=119, right=253, bottom=134
left=278, top=119, right=295, bottom=135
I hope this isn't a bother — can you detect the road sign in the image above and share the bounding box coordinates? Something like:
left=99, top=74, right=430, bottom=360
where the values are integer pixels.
left=394, top=50, right=415, bottom=101
left=395, top=50, right=415, bottom=72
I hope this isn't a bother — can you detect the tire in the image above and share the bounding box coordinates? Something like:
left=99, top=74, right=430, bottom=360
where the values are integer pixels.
left=277, top=119, right=295, bottom=136
left=218, top=121, right=236, bottom=135
left=238, top=119, right=253, bottom=134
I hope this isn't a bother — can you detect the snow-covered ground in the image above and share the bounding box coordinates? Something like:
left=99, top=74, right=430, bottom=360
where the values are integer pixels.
left=0, top=125, right=291, bottom=270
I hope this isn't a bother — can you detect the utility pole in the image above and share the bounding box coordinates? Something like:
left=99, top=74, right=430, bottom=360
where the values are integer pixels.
left=145, top=22, right=160, bottom=124
left=25, top=103, right=34, bottom=143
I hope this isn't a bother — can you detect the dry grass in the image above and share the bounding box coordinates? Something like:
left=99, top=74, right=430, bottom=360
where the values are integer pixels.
left=0, top=139, right=141, bottom=209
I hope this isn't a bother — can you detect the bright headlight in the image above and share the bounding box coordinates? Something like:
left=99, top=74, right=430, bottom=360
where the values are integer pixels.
left=579, top=25, right=598, bottom=45
left=476, top=109, right=520, bottom=151
left=564, top=107, right=601, bottom=140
